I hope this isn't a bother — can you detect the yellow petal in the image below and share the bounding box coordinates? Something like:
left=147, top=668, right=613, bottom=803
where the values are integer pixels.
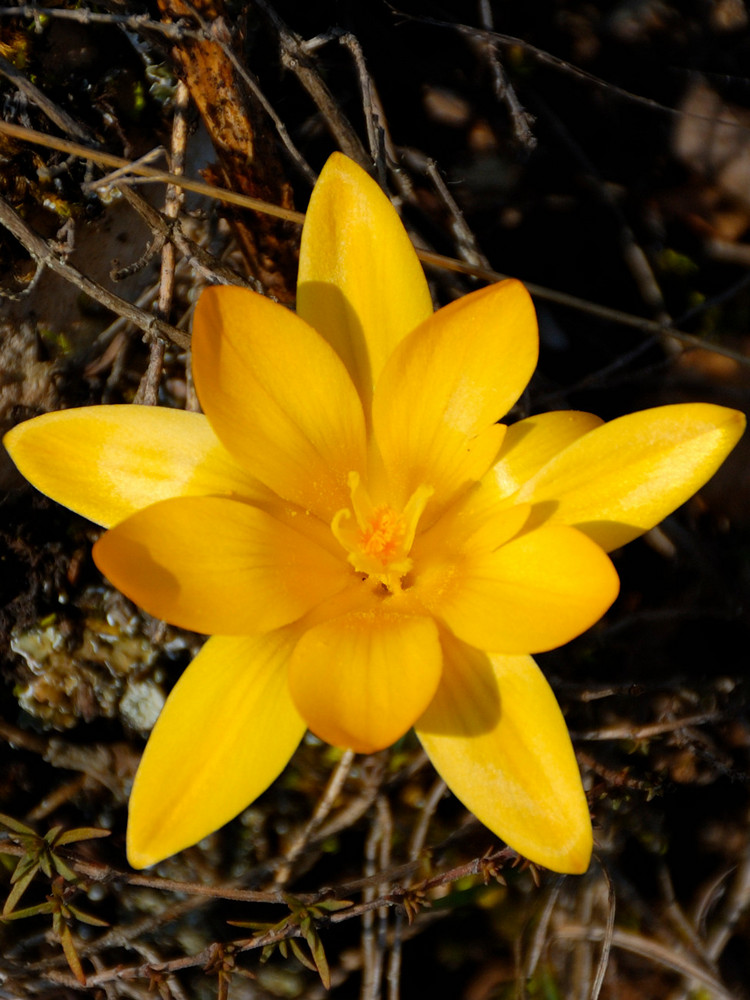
left=2, top=406, right=270, bottom=528
left=192, top=285, right=367, bottom=520
left=516, top=403, right=746, bottom=550
left=491, top=410, right=604, bottom=498
left=127, top=631, right=305, bottom=868
left=414, top=497, right=531, bottom=557
left=297, top=153, right=433, bottom=407
left=93, top=496, right=353, bottom=635
left=288, top=609, right=442, bottom=753
left=416, top=634, right=592, bottom=874
left=373, top=279, right=538, bottom=512
left=417, top=524, right=619, bottom=654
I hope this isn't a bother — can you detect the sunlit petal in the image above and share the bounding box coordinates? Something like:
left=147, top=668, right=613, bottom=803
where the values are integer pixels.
left=516, top=403, right=746, bottom=550
left=2, top=406, right=270, bottom=528
left=127, top=632, right=305, bottom=868
left=288, top=609, right=442, bottom=753
left=93, top=496, right=353, bottom=634
left=297, top=152, right=433, bottom=407
left=373, top=279, right=538, bottom=511
left=192, top=286, right=367, bottom=519
left=491, top=410, right=604, bottom=499
left=417, top=524, right=619, bottom=653
left=416, top=634, right=592, bottom=874
left=414, top=498, right=531, bottom=557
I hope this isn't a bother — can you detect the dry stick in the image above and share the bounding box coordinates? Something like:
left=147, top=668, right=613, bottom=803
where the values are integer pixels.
left=313, top=762, right=387, bottom=847
left=590, top=867, right=616, bottom=1000
left=524, top=876, right=565, bottom=981
left=2, top=118, right=748, bottom=368
left=361, top=808, right=381, bottom=1000
left=554, top=925, right=736, bottom=1000
left=397, top=8, right=750, bottom=135
left=0, top=4, right=189, bottom=33
left=705, top=844, right=750, bottom=961
left=132, top=331, right=166, bottom=405
left=85, top=282, right=163, bottom=379
left=416, top=249, right=750, bottom=368
left=0, top=824, right=483, bottom=911
left=116, top=185, right=259, bottom=291
left=29, top=850, right=520, bottom=991
left=658, top=867, right=721, bottom=1000
left=272, top=749, right=356, bottom=886
left=116, top=943, right=189, bottom=1000
left=134, top=82, right=190, bottom=405
left=385, top=776, right=447, bottom=1000
left=361, top=796, right=393, bottom=1000
left=402, top=148, right=490, bottom=271
left=691, top=866, right=734, bottom=943
left=199, top=12, right=317, bottom=188
left=0, top=196, right=190, bottom=350
left=252, top=0, right=369, bottom=168
left=333, top=32, right=437, bottom=264
left=23, top=895, right=209, bottom=980
left=474, top=0, right=536, bottom=150
left=0, top=839, right=286, bottom=905
left=5, top=1, right=748, bottom=136
left=0, top=1, right=746, bottom=139
left=572, top=711, right=724, bottom=742
left=571, top=878, right=597, bottom=1000
left=0, top=121, right=305, bottom=224
left=87, top=147, right=169, bottom=194
left=337, top=31, right=388, bottom=184
left=333, top=30, right=421, bottom=209
left=2, top=4, right=315, bottom=186
left=373, top=799, right=393, bottom=1000
left=0, top=54, right=97, bottom=145
left=532, top=92, right=670, bottom=328
left=339, top=29, right=409, bottom=202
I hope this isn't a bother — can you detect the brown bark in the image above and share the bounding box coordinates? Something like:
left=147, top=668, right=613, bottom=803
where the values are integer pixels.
left=157, top=0, right=298, bottom=303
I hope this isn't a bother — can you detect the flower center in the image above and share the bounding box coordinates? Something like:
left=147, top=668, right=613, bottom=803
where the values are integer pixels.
left=331, top=472, right=433, bottom=590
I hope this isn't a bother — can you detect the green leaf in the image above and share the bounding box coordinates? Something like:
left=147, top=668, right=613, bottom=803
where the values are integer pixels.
left=59, top=922, right=87, bottom=985
left=308, top=931, right=332, bottom=989
left=3, top=863, right=39, bottom=916
left=227, top=919, right=274, bottom=931
left=50, top=854, right=79, bottom=883
left=316, top=898, right=352, bottom=913
left=9, top=853, right=39, bottom=884
left=67, top=903, right=109, bottom=928
left=38, top=850, right=53, bottom=879
left=0, top=813, right=36, bottom=836
left=289, top=938, right=317, bottom=974
left=54, top=827, right=111, bottom=847
left=260, top=943, right=276, bottom=964
left=3, top=900, right=55, bottom=920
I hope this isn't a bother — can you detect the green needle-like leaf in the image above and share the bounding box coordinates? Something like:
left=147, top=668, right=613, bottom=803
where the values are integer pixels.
left=3, top=863, right=40, bottom=916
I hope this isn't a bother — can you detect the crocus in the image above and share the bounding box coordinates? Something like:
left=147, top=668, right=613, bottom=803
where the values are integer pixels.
left=4, top=154, right=744, bottom=875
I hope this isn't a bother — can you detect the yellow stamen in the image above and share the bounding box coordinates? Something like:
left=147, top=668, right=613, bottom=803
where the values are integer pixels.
left=332, top=473, right=433, bottom=589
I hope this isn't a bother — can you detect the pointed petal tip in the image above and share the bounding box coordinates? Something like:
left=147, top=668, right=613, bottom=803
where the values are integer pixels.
left=125, top=821, right=194, bottom=870
left=4, top=405, right=266, bottom=529
left=193, top=283, right=367, bottom=519
left=417, top=647, right=594, bottom=877
left=564, top=837, right=594, bottom=877
left=320, top=150, right=369, bottom=181
left=533, top=823, right=593, bottom=876
left=298, top=151, right=433, bottom=402
left=124, top=633, right=305, bottom=873
left=516, top=401, right=746, bottom=553
left=125, top=836, right=162, bottom=871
